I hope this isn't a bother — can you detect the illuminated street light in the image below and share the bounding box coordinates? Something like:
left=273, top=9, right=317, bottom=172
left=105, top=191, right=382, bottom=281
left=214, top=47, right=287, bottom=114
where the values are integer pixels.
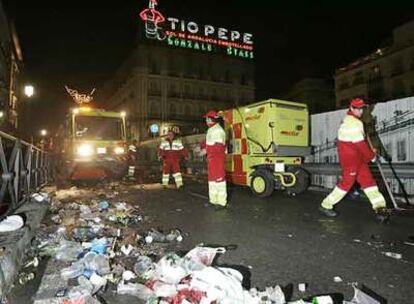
left=24, top=85, right=35, bottom=98
left=0, top=111, right=4, bottom=119
left=40, top=129, right=47, bottom=136
left=120, top=111, right=126, bottom=117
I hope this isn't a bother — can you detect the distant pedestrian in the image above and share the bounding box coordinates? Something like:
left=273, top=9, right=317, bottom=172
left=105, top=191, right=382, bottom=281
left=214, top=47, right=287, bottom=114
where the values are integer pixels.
left=319, top=98, right=388, bottom=222
left=127, top=140, right=139, bottom=179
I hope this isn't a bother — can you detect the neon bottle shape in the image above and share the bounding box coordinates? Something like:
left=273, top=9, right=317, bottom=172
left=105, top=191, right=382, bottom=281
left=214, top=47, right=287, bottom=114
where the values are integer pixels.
left=140, top=0, right=165, bottom=40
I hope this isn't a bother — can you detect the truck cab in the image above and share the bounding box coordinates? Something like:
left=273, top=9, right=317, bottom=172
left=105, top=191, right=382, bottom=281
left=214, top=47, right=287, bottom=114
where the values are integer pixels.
left=64, top=107, right=128, bottom=180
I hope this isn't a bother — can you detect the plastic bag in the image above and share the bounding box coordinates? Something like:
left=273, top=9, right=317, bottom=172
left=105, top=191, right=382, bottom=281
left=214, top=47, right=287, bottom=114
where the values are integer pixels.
left=154, top=253, right=188, bottom=284
left=185, top=246, right=226, bottom=267
left=55, top=240, right=83, bottom=261
left=117, top=282, right=154, bottom=300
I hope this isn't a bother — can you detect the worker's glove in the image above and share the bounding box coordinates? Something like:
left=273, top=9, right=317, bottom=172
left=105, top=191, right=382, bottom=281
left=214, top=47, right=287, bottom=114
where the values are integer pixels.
left=158, top=156, right=163, bottom=162
left=371, top=155, right=377, bottom=163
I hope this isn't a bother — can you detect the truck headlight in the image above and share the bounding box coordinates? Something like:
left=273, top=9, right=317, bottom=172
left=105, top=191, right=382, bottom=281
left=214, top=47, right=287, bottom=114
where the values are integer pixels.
left=114, top=147, right=125, bottom=155
left=77, top=144, right=94, bottom=157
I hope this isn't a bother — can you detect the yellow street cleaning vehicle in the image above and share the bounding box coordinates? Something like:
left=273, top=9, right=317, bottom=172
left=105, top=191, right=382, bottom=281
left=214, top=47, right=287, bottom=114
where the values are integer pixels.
left=223, top=99, right=311, bottom=197
left=63, top=87, right=128, bottom=180
left=64, top=106, right=128, bottom=180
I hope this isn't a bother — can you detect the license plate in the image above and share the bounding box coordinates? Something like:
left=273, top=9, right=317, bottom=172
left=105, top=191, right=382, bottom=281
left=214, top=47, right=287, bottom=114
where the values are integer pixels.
left=275, top=163, right=285, bottom=172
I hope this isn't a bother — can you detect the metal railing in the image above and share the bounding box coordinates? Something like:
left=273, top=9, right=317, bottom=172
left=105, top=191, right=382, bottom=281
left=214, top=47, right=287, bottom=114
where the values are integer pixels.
left=0, top=131, right=55, bottom=221
left=301, top=162, right=414, bottom=179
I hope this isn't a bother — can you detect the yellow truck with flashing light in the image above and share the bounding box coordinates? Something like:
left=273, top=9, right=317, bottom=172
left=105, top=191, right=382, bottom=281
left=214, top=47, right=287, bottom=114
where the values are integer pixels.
left=223, top=99, right=311, bottom=197
left=63, top=107, right=128, bottom=180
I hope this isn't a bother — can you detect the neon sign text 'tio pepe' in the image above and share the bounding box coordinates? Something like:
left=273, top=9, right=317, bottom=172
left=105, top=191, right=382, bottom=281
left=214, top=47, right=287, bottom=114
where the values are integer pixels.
left=139, top=0, right=254, bottom=59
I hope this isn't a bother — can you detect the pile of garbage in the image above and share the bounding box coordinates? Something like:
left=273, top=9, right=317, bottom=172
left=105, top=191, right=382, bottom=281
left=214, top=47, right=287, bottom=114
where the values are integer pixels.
left=18, top=186, right=384, bottom=304
left=21, top=185, right=185, bottom=303
left=117, top=245, right=289, bottom=303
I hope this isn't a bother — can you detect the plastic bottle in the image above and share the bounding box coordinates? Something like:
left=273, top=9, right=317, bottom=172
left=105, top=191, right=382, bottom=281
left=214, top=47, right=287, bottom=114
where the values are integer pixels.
left=61, top=262, right=85, bottom=280
left=133, top=256, right=154, bottom=277
left=147, top=229, right=166, bottom=242
left=82, top=251, right=98, bottom=269
left=18, top=272, right=35, bottom=285
left=117, top=282, right=154, bottom=300
left=90, top=255, right=111, bottom=275
left=166, top=229, right=183, bottom=242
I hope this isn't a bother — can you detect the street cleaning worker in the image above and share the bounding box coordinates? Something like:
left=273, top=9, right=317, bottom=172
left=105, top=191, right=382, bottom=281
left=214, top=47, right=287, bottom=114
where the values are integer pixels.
left=158, top=130, right=188, bottom=189
left=127, top=140, right=139, bottom=180
left=319, top=98, right=389, bottom=222
left=201, top=111, right=227, bottom=210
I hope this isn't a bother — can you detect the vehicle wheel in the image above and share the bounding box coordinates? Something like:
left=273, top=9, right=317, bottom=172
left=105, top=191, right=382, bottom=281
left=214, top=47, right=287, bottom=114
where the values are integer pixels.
left=250, top=169, right=275, bottom=198
left=286, top=166, right=310, bottom=196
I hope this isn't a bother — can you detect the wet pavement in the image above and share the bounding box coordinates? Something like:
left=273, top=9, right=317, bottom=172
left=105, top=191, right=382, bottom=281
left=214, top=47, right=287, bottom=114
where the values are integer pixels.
left=9, top=180, right=414, bottom=303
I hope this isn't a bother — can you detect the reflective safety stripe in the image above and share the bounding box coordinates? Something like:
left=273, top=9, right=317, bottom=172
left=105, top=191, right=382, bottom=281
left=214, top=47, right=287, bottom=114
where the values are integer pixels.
left=321, top=186, right=347, bottom=210
left=159, top=140, right=184, bottom=151
left=363, top=187, right=386, bottom=210
left=363, top=186, right=378, bottom=193
left=162, top=174, right=169, bottom=185
left=128, top=166, right=135, bottom=176
left=208, top=181, right=227, bottom=206
left=206, top=124, right=226, bottom=146
left=337, top=115, right=365, bottom=143
left=173, top=172, right=183, bottom=187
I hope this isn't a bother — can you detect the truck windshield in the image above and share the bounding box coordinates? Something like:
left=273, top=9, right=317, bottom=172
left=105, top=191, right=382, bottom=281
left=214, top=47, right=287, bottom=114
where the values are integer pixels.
left=74, top=116, right=123, bottom=140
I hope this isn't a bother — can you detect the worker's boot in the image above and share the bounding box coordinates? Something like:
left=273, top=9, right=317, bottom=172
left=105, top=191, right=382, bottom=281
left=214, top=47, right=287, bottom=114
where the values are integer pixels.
left=374, top=207, right=390, bottom=223
left=214, top=205, right=228, bottom=211
left=319, top=206, right=338, bottom=217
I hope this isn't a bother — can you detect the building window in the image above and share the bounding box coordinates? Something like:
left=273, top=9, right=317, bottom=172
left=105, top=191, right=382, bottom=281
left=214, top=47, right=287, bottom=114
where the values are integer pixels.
left=185, top=105, right=191, bottom=116
left=384, top=143, right=392, bottom=160
left=168, top=82, right=179, bottom=98
left=183, top=84, right=192, bottom=99
left=150, top=101, right=160, bottom=116
left=169, top=103, right=177, bottom=116
left=149, top=80, right=161, bottom=96
left=129, top=91, right=135, bottom=99
left=397, top=139, right=406, bottom=161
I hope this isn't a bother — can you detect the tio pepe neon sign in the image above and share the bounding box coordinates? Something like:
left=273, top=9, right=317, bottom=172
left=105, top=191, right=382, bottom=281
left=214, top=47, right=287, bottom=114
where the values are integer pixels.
left=139, top=0, right=254, bottom=59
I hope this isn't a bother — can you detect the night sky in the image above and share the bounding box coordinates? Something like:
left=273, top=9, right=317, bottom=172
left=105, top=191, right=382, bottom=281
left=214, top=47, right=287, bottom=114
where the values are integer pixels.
left=3, top=0, right=414, bottom=134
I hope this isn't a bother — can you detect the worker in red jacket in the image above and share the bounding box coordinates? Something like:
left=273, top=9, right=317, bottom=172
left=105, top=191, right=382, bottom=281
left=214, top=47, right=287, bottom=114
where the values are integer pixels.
left=158, top=130, right=188, bottom=189
left=319, top=98, right=388, bottom=222
left=200, top=111, right=227, bottom=210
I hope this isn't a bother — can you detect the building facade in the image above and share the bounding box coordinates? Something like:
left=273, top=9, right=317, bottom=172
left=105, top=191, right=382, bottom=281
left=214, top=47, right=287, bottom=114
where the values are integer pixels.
left=0, top=0, right=23, bottom=134
left=101, top=43, right=255, bottom=141
left=335, top=20, right=414, bottom=109
left=284, top=78, right=335, bottom=114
